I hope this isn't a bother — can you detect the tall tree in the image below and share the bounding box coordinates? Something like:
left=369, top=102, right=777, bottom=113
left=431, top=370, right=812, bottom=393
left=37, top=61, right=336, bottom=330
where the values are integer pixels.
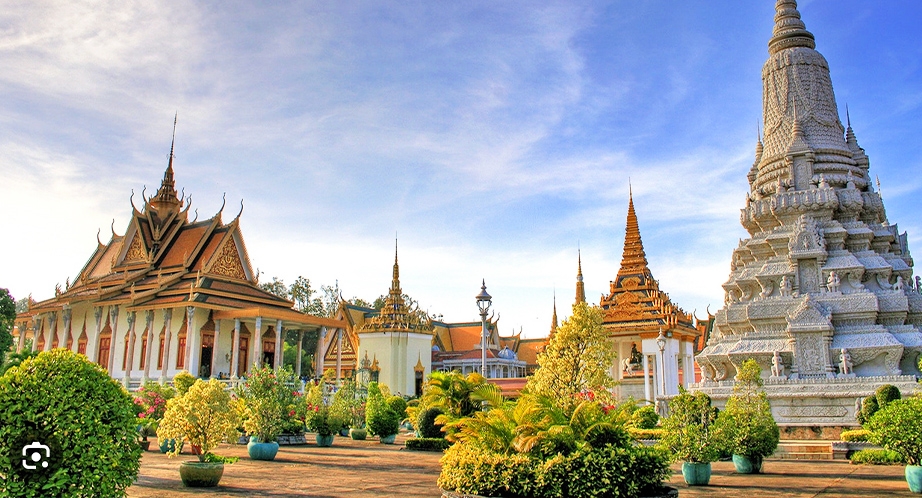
left=289, top=276, right=325, bottom=315
left=260, top=277, right=289, bottom=300
left=525, top=301, right=616, bottom=413
left=0, top=289, right=16, bottom=367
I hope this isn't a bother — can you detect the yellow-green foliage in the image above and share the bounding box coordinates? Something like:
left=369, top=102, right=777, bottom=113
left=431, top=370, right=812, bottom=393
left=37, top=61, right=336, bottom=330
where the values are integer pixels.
left=840, top=429, right=871, bottom=442
left=850, top=448, right=903, bottom=465
left=629, top=427, right=664, bottom=440
left=158, top=379, right=240, bottom=461
left=172, top=370, right=196, bottom=395
left=526, top=302, right=616, bottom=413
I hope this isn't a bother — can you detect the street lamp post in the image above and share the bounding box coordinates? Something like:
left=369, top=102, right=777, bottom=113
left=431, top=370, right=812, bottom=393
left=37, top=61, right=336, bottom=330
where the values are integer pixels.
left=476, top=280, right=492, bottom=378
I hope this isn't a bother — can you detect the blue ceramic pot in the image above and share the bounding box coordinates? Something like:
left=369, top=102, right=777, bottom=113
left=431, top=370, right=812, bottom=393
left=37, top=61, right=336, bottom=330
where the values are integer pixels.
left=316, top=434, right=335, bottom=447
left=732, top=454, right=763, bottom=474
left=159, top=438, right=183, bottom=454
left=379, top=434, right=397, bottom=444
left=681, top=462, right=711, bottom=486
left=247, top=436, right=280, bottom=461
left=906, top=465, right=922, bottom=493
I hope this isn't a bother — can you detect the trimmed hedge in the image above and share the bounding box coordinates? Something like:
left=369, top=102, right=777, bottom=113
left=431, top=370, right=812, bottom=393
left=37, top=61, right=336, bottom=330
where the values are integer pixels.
left=406, top=437, right=451, bottom=452
left=628, top=427, right=663, bottom=440
left=850, top=449, right=903, bottom=465
left=0, top=349, right=143, bottom=497
left=417, top=406, right=445, bottom=439
left=438, top=443, right=670, bottom=497
left=840, top=429, right=871, bottom=442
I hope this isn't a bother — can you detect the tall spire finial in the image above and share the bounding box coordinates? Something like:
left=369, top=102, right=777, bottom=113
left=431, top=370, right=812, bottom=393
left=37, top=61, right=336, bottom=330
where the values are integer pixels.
left=550, top=290, right=558, bottom=336
left=392, top=237, right=400, bottom=289
left=768, top=0, right=815, bottom=55
left=150, top=114, right=181, bottom=212
left=575, top=247, right=586, bottom=304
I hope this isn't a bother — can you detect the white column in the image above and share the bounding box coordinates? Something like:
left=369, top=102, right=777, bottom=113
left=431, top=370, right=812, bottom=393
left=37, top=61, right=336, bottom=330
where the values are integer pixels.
left=274, top=319, right=283, bottom=369
left=89, top=307, right=103, bottom=361
left=231, top=318, right=241, bottom=379
left=124, top=311, right=137, bottom=387
left=143, top=311, right=154, bottom=383
left=44, top=313, right=56, bottom=352
left=642, top=353, right=650, bottom=402
left=107, top=306, right=119, bottom=374
left=211, top=319, right=221, bottom=379
left=62, top=306, right=73, bottom=350
left=16, top=321, right=25, bottom=352
left=295, top=330, right=303, bottom=378
left=30, top=317, right=41, bottom=353
left=315, top=326, right=327, bottom=378
left=185, top=307, right=197, bottom=375
left=336, top=328, right=342, bottom=381
left=683, top=353, right=694, bottom=388
left=252, top=316, right=263, bottom=369
left=159, top=308, right=173, bottom=383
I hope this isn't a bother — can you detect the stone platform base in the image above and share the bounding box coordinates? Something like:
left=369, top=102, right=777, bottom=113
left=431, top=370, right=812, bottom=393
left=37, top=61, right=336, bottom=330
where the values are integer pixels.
left=772, top=440, right=879, bottom=460
left=692, top=374, right=920, bottom=426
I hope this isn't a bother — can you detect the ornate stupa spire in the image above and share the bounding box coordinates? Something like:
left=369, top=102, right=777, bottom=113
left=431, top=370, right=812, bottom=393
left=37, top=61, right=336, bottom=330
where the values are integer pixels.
left=754, top=0, right=856, bottom=198
left=575, top=248, right=586, bottom=304
left=149, top=113, right=183, bottom=214
left=359, top=239, right=433, bottom=334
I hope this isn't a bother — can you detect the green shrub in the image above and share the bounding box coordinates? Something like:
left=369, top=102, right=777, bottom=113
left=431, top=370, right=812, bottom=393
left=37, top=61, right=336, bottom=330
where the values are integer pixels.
left=0, top=349, right=142, bottom=497
left=858, top=396, right=879, bottom=425
left=867, top=396, right=922, bottom=465
left=349, top=428, right=367, bottom=440
left=630, top=405, right=659, bottom=429
left=387, top=395, right=408, bottom=420
left=840, top=429, right=871, bottom=442
left=628, top=427, right=664, bottom=440
left=366, top=382, right=400, bottom=437
left=876, top=384, right=901, bottom=408
left=437, top=444, right=537, bottom=497
left=719, top=358, right=779, bottom=460
left=658, top=388, right=724, bottom=463
left=850, top=448, right=904, bottom=465
left=544, top=445, right=671, bottom=498
left=405, top=437, right=451, bottom=451
left=173, top=370, right=196, bottom=395
left=417, top=406, right=445, bottom=438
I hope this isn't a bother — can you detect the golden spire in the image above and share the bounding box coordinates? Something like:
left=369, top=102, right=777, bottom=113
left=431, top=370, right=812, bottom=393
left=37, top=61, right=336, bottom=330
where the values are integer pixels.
left=150, top=113, right=182, bottom=213
left=550, top=291, right=558, bottom=337
left=359, top=239, right=433, bottom=335
left=575, top=248, right=586, bottom=304
left=617, top=190, right=652, bottom=281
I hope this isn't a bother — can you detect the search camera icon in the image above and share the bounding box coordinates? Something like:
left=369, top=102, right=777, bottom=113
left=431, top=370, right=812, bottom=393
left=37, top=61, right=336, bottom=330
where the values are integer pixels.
left=22, top=442, right=50, bottom=470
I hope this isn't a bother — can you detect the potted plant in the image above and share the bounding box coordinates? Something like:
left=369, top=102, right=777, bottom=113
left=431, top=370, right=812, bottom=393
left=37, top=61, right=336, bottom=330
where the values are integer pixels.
left=658, top=387, right=724, bottom=486
left=365, top=382, right=400, bottom=444
left=157, top=379, right=240, bottom=487
left=719, top=359, right=779, bottom=474
left=133, top=381, right=176, bottom=453
left=867, top=395, right=922, bottom=493
left=235, top=365, right=297, bottom=461
left=331, top=380, right=358, bottom=437
left=304, top=381, right=344, bottom=447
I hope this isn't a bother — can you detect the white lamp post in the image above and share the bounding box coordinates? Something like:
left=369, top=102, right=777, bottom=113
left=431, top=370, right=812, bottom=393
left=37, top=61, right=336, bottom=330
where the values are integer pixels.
left=476, top=280, right=492, bottom=378
left=656, top=327, right=667, bottom=397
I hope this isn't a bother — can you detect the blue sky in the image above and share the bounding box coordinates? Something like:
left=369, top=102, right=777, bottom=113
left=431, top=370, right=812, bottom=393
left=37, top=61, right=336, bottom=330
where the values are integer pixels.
left=2, top=1, right=920, bottom=338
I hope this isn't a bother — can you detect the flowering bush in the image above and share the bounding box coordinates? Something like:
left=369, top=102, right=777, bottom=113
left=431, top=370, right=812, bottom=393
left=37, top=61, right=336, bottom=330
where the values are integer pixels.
left=157, top=379, right=240, bottom=462
left=133, top=382, right=176, bottom=440
left=235, top=365, right=298, bottom=443
left=304, top=380, right=344, bottom=436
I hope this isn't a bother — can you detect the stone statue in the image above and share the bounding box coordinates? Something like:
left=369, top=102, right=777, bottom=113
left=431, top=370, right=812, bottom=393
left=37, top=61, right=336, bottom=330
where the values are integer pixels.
left=893, top=275, right=904, bottom=291
left=917, top=276, right=922, bottom=294
left=779, top=275, right=793, bottom=297
left=630, top=343, right=642, bottom=365
left=839, top=348, right=853, bottom=376
left=771, top=351, right=785, bottom=378
left=826, top=271, right=840, bottom=293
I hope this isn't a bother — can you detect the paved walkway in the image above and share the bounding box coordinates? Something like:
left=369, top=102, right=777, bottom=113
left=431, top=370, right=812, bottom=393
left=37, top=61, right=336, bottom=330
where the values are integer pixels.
left=129, top=436, right=915, bottom=497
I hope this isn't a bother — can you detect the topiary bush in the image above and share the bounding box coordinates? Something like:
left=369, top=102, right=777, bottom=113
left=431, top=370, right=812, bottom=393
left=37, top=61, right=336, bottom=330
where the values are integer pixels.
left=858, top=396, right=879, bottom=425
left=405, top=437, right=451, bottom=451
left=366, top=382, right=400, bottom=437
left=387, top=395, right=408, bottom=421
left=850, top=448, right=904, bottom=465
left=630, top=405, right=659, bottom=430
left=840, top=429, right=871, bottom=442
left=866, top=396, right=922, bottom=466
left=172, top=370, right=196, bottom=396
left=417, top=406, right=445, bottom=439
left=0, top=349, right=143, bottom=497
left=876, top=384, right=901, bottom=408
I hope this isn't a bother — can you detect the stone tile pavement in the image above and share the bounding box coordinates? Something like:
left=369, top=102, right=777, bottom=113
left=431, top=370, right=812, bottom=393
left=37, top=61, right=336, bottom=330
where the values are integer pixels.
left=129, top=436, right=916, bottom=497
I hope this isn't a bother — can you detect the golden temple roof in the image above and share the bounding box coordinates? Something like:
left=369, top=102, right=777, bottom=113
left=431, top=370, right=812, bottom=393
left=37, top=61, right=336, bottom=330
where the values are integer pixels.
left=358, top=241, right=435, bottom=335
